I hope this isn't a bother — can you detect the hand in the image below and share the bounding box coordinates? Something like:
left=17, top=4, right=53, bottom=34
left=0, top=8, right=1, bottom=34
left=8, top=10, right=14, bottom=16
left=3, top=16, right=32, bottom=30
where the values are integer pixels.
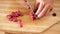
left=34, top=0, right=53, bottom=18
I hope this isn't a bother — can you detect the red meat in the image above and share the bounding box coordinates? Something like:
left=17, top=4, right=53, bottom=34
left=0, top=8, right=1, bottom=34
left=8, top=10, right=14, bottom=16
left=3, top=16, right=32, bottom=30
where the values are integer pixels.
left=6, top=10, right=24, bottom=28
left=12, top=17, right=18, bottom=22
left=29, top=11, right=35, bottom=20
left=17, top=20, right=23, bottom=27
left=26, top=4, right=31, bottom=9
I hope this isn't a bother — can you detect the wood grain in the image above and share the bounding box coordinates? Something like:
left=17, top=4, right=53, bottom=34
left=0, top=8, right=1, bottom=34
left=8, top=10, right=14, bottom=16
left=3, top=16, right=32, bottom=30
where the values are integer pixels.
left=0, top=31, right=5, bottom=34
left=0, top=0, right=60, bottom=34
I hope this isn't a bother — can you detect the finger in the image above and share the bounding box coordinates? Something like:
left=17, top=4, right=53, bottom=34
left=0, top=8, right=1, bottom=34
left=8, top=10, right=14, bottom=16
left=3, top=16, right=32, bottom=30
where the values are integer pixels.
left=35, top=3, right=45, bottom=15
left=34, top=2, right=40, bottom=13
left=37, top=4, right=50, bottom=18
left=23, top=0, right=27, bottom=2
left=34, top=2, right=40, bottom=11
left=50, top=8, right=53, bottom=12
left=45, top=7, right=53, bottom=15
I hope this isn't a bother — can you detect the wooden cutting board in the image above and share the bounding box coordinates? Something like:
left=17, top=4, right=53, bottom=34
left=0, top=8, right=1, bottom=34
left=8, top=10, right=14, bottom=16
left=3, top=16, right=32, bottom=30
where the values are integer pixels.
left=0, top=0, right=60, bottom=33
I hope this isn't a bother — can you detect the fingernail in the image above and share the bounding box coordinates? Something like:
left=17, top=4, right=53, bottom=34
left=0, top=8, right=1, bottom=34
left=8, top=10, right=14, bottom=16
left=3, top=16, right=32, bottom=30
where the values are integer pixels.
left=50, top=8, right=53, bottom=11
left=34, top=15, right=40, bottom=19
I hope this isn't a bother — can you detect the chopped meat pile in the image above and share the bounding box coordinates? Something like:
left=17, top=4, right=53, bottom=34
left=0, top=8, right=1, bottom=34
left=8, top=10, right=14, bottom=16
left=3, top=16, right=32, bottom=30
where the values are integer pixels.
left=7, top=10, right=23, bottom=28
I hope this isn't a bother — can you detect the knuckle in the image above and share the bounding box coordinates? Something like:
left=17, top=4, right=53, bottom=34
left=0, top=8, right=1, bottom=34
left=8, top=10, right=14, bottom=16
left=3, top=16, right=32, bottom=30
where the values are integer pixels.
left=47, top=4, right=51, bottom=7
